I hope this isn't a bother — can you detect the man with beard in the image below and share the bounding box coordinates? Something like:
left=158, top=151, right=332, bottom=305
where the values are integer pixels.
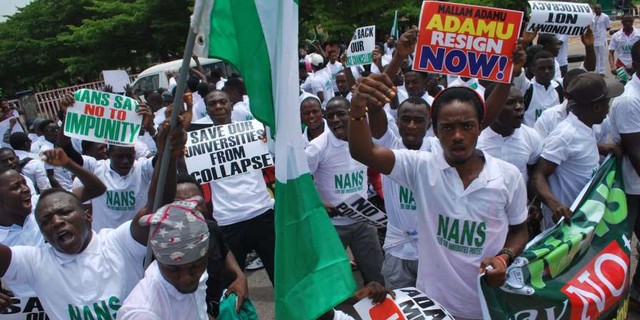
left=348, top=77, right=529, bottom=319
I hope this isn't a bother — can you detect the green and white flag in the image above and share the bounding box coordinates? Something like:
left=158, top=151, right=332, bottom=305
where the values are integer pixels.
left=480, top=156, right=631, bottom=320
left=192, top=1, right=357, bottom=319
left=390, top=9, right=399, bottom=40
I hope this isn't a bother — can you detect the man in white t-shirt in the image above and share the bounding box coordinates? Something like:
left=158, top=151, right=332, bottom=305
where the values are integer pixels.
left=592, top=5, right=611, bottom=75
left=609, top=40, right=640, bottom=303
left=0, top=119, right=185, bottom=319
left=609, top=15, right=640, bottom=75
left=402, top=70, right=434, bottom=106
left=9, top=132, right=52, bottom=193
left=307, top=53, right=335, bottom=106
left=536, top=33, right=563, bottom=82
left=326, top=50, right=344, bottom=92
left=223, top=76, right=254, bottom=122
left=513, top=50, right=564, bottom=126
left=305, top=97, right=384, bottom=285
left=195, top=90, right=276, bottom=284
left=366, top=96, right=439, bottom=288
left=477, top=84, right=542, bottom=182
left=532, top=72, right=623, bottom=230
left=56, top=98, right=158, bottom=231
left=349, top=78, right=529, bottom=319
left=300, top=95, right=325, bottom=144
left=118, top=198, right=210, bottom=320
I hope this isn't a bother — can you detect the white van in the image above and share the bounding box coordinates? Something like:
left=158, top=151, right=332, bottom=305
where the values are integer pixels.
left=131, top=58, right=234, bottom=96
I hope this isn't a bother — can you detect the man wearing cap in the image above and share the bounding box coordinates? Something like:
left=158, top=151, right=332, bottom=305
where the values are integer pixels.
left=532, top=72, right=623, bottom=230
left=306, top=53, right=335, bottom=107
left=117, top=197, right=211, bottom=320
left=610, top=40, right=640, bottom=306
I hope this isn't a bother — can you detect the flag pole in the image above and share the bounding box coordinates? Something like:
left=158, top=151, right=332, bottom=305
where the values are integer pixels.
left=145, top=2, right=206, bottom=267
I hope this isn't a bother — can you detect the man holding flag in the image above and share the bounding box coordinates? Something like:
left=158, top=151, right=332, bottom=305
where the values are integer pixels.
left=192, top=0, right=358, bottom=318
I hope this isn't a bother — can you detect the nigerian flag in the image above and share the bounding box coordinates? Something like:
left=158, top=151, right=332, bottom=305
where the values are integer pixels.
left=192, top=1, right=357, bottom=319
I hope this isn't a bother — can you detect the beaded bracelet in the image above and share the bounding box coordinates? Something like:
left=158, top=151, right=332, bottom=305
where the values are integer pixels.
left=349, top=108, right=368, bottom=121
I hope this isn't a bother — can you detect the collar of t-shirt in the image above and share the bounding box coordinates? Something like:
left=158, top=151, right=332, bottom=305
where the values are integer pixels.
left=532, top=77, right=559, bottom=90
left=484, top=125, right=523, bottom=140
left=152, top=261, right=193, bottom=302
left=565, top=111, right=593, bottom=135
left=327, top=129, right=346, bottom=147
left=435, top=149, right=502, bottom=185
left=51, top=231, right=99, bottom=265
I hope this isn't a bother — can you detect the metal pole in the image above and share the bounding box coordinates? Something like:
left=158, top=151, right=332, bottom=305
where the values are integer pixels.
left=145, top=3, right=206, bottom=267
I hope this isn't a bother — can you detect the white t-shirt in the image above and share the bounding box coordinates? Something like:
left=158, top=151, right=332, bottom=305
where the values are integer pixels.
left=14, top=149, right=51, bottom=193
left=448, top=77, right=486, bottom=100
left=29, top=136, right=45, bottom=154
left=192, top=99, right=207, bottom=122
left=80, top=155, right=154, bottom=231
left=513, top=73, right=563, bottom=126
left=3, top=222, right=146, bottom=320
left=592, top=13, right=611, bottom=46
left=373, top=128, right=439, bottom=260
left=610, top=73, right=640, bottom=194
left=153, top=107, right=166, bottom=128
left=232, top=96, right=254, bottom=122
left=556, top=34, right=569, bottom=67
left=609, top=28, right=640, bottom=68
left=326, top=61, right=344, bottom=91
left=0, top=213, right=46, bottom=315
left=540, top=112, right=600, bottom=229
left=534, top=101, right=568, bottom=138
left=305, top=131, right=368, bottom=226
left=38, top=140, right=75, bottom=190
left=477, top=125, right=542, bottom=182
left=208, top=168, right=274, bottom=226
left=117, top=261, right=208, bottom=320
left=308, top=69, right=335, bottom=107
left=388, top=150, right=527, bottom=319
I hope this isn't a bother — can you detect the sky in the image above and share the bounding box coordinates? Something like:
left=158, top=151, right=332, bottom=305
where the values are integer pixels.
left=0, top=0, right=33, bottom=22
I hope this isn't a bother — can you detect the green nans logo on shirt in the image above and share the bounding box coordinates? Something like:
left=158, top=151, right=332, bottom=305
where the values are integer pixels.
left=334, top=170, right=364, bottom=194
left=399, top=186, right=416, bottom=210
left=106, top=191, right=135, bottom=211
left=68, top=296, right=120, bottom=320
left=436, top=214, right=486, bottom=255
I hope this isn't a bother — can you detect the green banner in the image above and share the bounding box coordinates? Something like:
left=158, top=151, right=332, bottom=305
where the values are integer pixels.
left=480, top=156, right=631, bottom=320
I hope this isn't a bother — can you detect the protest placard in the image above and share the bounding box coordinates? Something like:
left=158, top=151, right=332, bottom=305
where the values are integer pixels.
left=185, top=119, right=273, bottom=182
left=335, top=194, right=387, bottom=228
left=346, top=25, right=376, bottom=67
left=64, top=89, right=141, bottom=146
left=355, top=287, right=454, bottom=320
left=0, top=111, right=24, bottom=148
left=412, top=1, right=523, bottom=83
left=102, top=70, right=131, bottom=93
left=527, top=1, right=593, bottom=35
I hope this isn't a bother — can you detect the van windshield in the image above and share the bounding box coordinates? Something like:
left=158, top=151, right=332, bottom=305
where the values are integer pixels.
left=132, top=74, right=159, bottom=96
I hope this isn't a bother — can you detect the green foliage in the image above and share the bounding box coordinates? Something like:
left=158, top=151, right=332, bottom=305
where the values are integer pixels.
left=0, top=0, right=192, bottom=95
